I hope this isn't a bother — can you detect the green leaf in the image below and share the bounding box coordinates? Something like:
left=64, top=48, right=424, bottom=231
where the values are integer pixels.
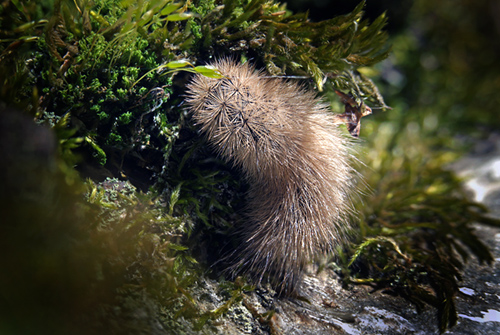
left=161, top=3, right=182, bottom=16
left=169, top=243, right=189, bottom=251
left=169, top=183, right=182, bottom=215
left=166, top=12, right=193, bottom=21
left=165, top=60, right=192, bottom=68
left=85, top=136, right=107, bottom=165
left=194, top=65, right=224, bottom=78
left=183, top=255, right=198, bottom=264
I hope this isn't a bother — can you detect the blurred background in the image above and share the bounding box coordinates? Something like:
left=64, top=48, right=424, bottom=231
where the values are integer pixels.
left=289, top=0, right=500, bottom=139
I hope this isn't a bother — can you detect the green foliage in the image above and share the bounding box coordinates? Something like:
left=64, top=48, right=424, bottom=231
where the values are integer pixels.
left=0, top=109, right=201, bottom=333
left=163, top=135, right=246, bottom=231
left=1, top=0, right=389, bottom=179
left=131, top=59, right=223, bottom=89
left=83, top=179, right=200, bottom=330
left=380, top=0, right=500, bottom=132
left=194, top=279, right=253, bottom=331
left=190, top=0, right=389, bottom=93
left=319, top=1, right=500, bottom=331
left=5, top=0, right=495, bottom=334
left=335, top=93, right=500, bottom=332
left=0, top=1, right=49, bottom=113
left=0, top=162, right=208, bottom=334
left=1, top=0, right=194, bottom=169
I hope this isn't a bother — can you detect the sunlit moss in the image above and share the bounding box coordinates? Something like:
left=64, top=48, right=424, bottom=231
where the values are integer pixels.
left=336, top=99, right=500, bottom=332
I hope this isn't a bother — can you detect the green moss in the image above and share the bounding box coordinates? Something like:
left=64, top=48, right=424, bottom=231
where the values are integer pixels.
left=333, top=90, right=500, bottom=332
left=107, top=132, right=123, bottom=145
left=96, top=110, right=108, bottom=120
left=189, top=0, right=219, bottom=16
left=90, top=78, right=102, bottom=90
left=118, top=111, right=133, bottom=124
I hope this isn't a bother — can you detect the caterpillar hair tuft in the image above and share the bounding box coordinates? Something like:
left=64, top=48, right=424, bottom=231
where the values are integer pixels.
left=185, top=58, right=359, bottom=294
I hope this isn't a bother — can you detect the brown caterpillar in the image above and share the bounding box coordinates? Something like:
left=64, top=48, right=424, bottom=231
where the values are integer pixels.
left=185, top=59, right=358, bottom=293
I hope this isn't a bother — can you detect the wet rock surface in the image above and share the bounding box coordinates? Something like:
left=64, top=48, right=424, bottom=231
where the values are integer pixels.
left=447, top=133, right=500, bottom=335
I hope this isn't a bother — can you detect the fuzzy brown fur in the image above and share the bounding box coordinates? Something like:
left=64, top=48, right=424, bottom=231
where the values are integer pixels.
left=185, top=59, right=357, bottom=293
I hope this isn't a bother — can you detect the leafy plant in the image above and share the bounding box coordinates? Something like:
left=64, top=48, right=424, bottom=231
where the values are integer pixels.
left=190, top=0, right=389, bottom=100
left=337, top=111, right=500, bottom=332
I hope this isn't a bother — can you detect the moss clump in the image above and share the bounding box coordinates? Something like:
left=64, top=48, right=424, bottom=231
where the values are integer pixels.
left=329, top=1, right=500, bottom=331
left=332, top=94, right=500, bottom=333
left=1, top=0, right=390, bottom=185
left=0, top=110, right=197, bottom=334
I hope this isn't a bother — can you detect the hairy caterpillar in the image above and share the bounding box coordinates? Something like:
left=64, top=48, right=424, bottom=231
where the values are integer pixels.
left=185, top=59, right=358, bottom=293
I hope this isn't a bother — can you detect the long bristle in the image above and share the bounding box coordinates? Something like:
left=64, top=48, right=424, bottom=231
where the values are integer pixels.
left=185, top=59, right=357, bottom=294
